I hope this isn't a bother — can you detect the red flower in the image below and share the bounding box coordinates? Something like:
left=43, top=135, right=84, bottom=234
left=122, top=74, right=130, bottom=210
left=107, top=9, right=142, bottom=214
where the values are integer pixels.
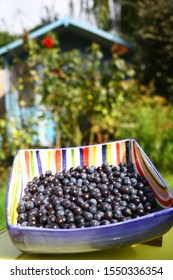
left=43, top=37, right=55, bottom=48
left=110, top=43, right=129, bottom=56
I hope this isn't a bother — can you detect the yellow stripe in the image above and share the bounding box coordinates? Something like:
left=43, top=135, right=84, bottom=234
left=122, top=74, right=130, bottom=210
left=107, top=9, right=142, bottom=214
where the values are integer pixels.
left=121, top=141, right=126, bottom=164
left=92, top=145, right=97, bottom=166
left=9, top=157, right=18, bottom=224
left=47, top=150, right=52, bottom=170
left=13, top=156, right=22, bottom=225
left=108, top=144, right=112, bottom=164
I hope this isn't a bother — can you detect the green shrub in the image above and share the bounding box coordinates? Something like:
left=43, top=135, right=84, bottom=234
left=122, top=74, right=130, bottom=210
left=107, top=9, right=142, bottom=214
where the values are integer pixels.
left=0, top=180, right=7, bottom=229
left=0, top=116, right=39, bottom=167
left=114, top=93, right=173, bottom=172
left=2, top=32, right=173, bottom=174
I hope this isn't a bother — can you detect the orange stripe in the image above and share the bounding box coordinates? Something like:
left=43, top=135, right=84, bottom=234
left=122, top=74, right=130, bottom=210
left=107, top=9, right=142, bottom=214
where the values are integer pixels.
left=83, top=147, right=90, bottom=166
left=55, top=150, right=62, bottom=171
left=116, top=142, right=120, bottom=164
left=24, top=151, right=30, bottom=179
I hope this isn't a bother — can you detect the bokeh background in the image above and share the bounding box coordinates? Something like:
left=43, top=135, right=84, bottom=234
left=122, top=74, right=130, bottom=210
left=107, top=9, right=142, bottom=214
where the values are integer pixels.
left=1, top=0, right=173, bottom=229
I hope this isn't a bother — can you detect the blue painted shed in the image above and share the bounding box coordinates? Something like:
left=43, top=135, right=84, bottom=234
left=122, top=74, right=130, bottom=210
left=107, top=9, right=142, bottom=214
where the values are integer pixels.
left=0, top=17, right=133, bottom=147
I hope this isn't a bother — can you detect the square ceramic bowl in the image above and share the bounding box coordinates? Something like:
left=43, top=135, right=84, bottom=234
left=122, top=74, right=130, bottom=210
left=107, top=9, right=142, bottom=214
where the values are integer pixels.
left=6, top=139, right=173, bottom=254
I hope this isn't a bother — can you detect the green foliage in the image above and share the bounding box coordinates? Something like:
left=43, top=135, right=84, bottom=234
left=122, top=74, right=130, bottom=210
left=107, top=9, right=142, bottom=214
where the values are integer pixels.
left=0, top=31, right=18, bottom=66
left=77, top=0, right=121, bottom=32
left=116, top=0, right=173, bottom=99
left=116, top=0, right=140, bottom=42
left=0, top=31, right=17, bottom=47
left=18, top=34, right=135, bottom=147
left=0, top=181, right=7, bottom=229
left=79, top=0, right=114, bottom=31
left=136, top=0, right=173, bottom=100
left=0, top=116, right=39, bottom=166
left=77, top=0, right=173, bottom=100
left=114, top=92, right=173, bottom=172
left=12, top=32, right=173, bottom=173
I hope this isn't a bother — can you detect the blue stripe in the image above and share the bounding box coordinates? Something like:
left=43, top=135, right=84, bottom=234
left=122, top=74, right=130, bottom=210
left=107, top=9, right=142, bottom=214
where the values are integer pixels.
left=125, top=140, right=131, bottom=164
left=62, top=149, right=66, bottom=169
left=102, top=144, right=106, bottom=163
left=36, top=150, right=42, bottom=174
left=80, top=148, right=84, bottom=166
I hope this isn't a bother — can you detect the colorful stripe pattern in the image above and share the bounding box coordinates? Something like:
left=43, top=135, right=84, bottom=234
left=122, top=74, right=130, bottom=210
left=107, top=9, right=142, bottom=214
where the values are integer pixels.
left=6, top=139, right=173, bottom=226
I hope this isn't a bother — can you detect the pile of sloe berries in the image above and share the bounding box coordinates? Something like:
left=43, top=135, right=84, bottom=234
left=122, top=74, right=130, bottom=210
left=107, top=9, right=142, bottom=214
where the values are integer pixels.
left=16, top=162, right=158, bottom=229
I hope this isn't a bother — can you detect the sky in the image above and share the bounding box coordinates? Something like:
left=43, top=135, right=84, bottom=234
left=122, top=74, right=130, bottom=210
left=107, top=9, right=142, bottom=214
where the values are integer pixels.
left=0, top=0, right=83, bottom=34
